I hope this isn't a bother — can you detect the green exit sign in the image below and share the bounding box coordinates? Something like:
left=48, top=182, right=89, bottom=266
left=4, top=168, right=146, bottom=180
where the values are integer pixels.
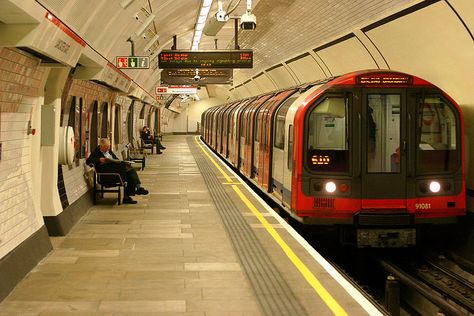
left=116, top=56, right=149, bottom=69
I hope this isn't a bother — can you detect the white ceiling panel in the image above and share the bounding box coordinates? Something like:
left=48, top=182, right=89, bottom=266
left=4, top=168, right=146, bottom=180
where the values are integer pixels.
left=244, top=80, right=262, bottom=96
left=317, top=36, right=378, bottom=76
left=253, top=73, right=276, bottom=93
left=266, top=65, right=298, bottom=89
left=233, top=0, right=418, bottom=79
left=286, top=52, right=327, bottom=83
left=365, top=1, right=474, bottom=105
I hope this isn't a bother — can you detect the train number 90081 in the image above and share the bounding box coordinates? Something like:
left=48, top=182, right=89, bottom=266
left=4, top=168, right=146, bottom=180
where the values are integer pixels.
left=415, top=203, right=431, bottom=210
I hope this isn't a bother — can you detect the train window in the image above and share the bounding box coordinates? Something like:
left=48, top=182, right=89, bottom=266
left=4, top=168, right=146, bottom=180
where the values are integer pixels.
left=367, top=94, right=400, bottom=173
left=255, top=112, right=262, bottom=142
left=416, top=96, right=458, bottom=173
left=288, top=125, right=294, bottom=170
left=274, top=97, right=296, bottom=149
left=306, top=96, right=348, bottom=172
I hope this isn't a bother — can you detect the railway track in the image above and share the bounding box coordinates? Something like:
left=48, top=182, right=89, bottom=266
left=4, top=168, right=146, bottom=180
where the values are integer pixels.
left=378, top=251, right=474, bottom=315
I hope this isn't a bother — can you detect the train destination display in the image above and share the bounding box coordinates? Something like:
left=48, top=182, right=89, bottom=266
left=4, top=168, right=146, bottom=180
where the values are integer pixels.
left=158, top=50, right=253, bottom=69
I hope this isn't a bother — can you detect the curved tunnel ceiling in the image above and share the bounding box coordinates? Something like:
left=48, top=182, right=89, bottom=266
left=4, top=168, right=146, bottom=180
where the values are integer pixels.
left=3, top=0, right=472, bottom=105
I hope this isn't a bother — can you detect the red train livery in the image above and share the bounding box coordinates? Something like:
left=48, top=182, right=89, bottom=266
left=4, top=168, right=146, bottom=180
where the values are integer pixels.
left=201, top=70, right=466, bottom=247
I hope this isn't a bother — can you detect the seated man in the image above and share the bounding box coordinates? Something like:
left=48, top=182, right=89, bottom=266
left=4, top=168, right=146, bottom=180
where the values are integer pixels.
left=86, top=138, right=149, bottom=204
left=140, top=126, right=165, bottom=154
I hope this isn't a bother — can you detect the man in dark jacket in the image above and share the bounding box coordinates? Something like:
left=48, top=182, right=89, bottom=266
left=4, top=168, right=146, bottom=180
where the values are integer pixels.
left=140, top=126, right=165, bottom=154
left=86, top=138, right=148, bottom=204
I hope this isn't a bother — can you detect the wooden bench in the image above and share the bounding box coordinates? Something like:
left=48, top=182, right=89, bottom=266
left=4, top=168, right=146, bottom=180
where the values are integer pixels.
left=88, top=164, right=125, bottom=205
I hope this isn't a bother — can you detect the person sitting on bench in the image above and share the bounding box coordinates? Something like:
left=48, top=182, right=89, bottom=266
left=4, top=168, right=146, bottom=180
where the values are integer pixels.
left=140, top=126, right=165, bottom=154
left=86, top=138, right=149, bottom=204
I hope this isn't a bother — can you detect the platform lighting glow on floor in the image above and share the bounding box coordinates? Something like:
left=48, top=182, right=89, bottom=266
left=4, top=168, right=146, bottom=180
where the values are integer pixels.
left=192, top=0, right=213, bottom=50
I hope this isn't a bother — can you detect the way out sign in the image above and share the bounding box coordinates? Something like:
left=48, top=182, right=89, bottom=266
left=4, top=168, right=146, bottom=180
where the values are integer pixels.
left=116, top=56, right=150, bottom=69
left=155, top=86, right=197, bottom=94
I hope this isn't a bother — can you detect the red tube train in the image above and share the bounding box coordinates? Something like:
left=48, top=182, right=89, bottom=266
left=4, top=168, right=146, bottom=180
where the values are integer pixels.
left=201, top=70, right=466, bottom=247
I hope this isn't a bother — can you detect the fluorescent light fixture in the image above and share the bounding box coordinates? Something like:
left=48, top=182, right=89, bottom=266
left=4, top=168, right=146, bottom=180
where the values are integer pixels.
left=135, top=13, right=155, bottom=37
left=143, top=33, right=160, bottom=52
left=121, top=0, right=134, bottom=9
left=191, top=0, right=213, bottom=50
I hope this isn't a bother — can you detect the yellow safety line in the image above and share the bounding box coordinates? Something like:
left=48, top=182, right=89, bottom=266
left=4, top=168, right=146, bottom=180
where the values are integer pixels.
left=195, top=136, right=233, bottom=183
left=222, top=182, right=242, bottom=185
left=195, top=136, right=348, bottom=316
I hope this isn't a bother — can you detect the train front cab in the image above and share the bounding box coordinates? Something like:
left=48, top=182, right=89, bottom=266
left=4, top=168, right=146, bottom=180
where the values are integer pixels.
left=293, top=71, right=465, bottom=247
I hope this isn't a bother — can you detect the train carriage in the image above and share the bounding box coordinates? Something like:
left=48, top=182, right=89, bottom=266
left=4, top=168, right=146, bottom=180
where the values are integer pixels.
left=241, top=94, right=273, bottom=178
left=201, top=70, right=465, bottom=247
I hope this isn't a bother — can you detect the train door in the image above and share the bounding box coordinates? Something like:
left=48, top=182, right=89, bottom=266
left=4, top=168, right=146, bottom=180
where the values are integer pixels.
left=359, top=89, right=407, bottom=208
left=258, top=90, right=297, bottom=191
left=272, top=94, right=299, bottom=203
left=237, top=101, right=254, bottom=168
left=222, top=104, right=233, bottom=156
left=242, top=95, right=272, bottom=177
left=216, top=108, right=223, bottom=153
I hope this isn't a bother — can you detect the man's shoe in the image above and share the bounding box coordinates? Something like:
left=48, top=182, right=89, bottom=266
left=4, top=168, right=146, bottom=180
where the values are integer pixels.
left=156, top=151, right=162, bottom=155
left=136, top=187, right=149, bottom=195
left=122, top=197, right=137, bottom=204
left=160, top=146, right=166, bottom=149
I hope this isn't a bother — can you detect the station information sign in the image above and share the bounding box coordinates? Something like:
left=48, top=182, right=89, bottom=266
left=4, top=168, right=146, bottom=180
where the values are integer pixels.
left=155, top=86, right=198, bottom=95
left=161, top=68, right=233, bottom=85
left=116, top=56, right=150, bottom=69
left=158, top=50, right=253, bottom=69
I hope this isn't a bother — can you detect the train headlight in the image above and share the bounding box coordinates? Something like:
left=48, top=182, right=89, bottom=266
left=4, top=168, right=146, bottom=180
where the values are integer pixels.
left=325, top=181, right=336, bottom=193
left=429, top=181, right=441, bottom=193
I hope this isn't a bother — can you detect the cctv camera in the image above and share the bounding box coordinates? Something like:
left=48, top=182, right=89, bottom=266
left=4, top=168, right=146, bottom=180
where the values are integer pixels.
left=142, top=34, right=147, bottom=39
left=215, top=10, right=228, bottom=22
left=240, top=12, right=256, bottom=30
left=134, top=13, right=139, bottom=20
left=193, top=75, right=200, bottom=82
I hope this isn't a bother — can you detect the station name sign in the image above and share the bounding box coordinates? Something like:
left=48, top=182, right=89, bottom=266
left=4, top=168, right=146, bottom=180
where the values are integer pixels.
left=158, top=50, right=253, bottom=69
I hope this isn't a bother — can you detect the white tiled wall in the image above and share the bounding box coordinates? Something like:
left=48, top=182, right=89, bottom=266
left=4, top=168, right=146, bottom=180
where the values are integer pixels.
left=61, top=160, right=89, bottom=205
left=0, top=48, right=45, bottom=259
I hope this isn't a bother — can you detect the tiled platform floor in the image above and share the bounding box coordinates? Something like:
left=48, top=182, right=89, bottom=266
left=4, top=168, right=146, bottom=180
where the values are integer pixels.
left=0, top=136, right=261, bottom=315
left=0, top=135, right=380, bottom=316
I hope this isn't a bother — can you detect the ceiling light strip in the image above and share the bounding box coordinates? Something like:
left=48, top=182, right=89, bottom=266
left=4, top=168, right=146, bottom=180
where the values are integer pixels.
left=192, top=0, right=214, bottom=50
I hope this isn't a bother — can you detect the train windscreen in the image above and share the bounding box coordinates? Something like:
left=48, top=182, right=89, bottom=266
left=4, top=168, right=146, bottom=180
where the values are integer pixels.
left=416, top=96, right=459, bottom=173
left=306, top=96, right=349, bottom=173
